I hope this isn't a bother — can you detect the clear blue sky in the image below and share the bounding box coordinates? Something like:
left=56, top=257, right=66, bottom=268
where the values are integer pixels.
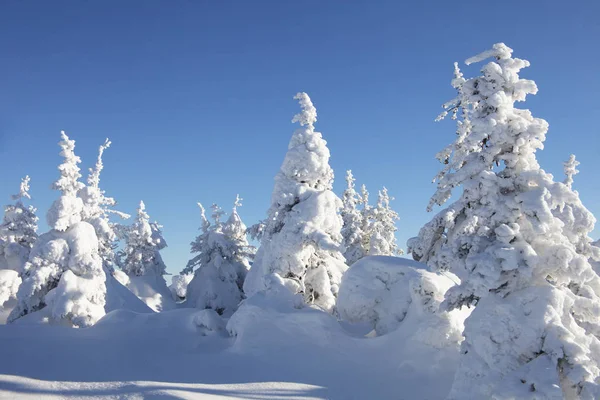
left=1, top=1, right=599, bottom=275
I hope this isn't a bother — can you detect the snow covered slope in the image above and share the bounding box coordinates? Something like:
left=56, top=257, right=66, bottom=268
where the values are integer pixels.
left=0, top=257, right=467, bottom=399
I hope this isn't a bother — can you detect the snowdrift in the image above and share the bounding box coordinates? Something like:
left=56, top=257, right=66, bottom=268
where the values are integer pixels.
left=0, top=257, right=469, bottom=399
left=337, top=256, right=470, bottom=343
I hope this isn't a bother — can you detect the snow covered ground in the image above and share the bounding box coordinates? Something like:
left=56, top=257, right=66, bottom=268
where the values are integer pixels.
left=0, top=257, right=464, bottom=399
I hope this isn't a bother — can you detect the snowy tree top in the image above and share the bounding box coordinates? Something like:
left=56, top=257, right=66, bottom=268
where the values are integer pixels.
left=11, top=176, right=31, bottom=201
left=87, top=138, right=111, bottom=188
left=51, top=131, right=84, bottom=196
left=563, top=154, right=579, bottom=189
left=197, top=202, right=210, bottom=234
left=291, top=92, right=317, bottom=128
left=428, top=42, right=543, bottom=211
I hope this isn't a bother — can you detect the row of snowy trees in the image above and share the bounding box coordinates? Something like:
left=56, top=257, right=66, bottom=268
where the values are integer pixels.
left=2, top=42, right=597, bottom=399
left=341, top=171, right=402, bottom=265
left=0, top=94, right=403, bottom=324
left=0, top=132, right=173, bottom=326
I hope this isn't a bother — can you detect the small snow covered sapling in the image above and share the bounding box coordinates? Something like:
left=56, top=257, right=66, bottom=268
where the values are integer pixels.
left=184, top=197, right=254, bottom=316
left=340, top=170, right=366, bottom=265
left=408, top=44, right=600, bottom=399
left=119, top=201, right=167, bottom=277
left=243, top=93, right=348, bottom=313
left=368, top=187, right=402, bottom=257
left=0, top=176, right=39, bottom=272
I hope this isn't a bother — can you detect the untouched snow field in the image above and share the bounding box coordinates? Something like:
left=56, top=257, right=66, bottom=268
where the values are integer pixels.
left=0, top=257, right=465, bottom=399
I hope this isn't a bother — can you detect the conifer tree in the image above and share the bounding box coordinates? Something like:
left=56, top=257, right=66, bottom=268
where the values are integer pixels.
left=243, top=93, right=347, bottom=312
left=79, top=139, right=129, bottom=272
left=10, top=131, right=106, bottom=327
left=119, top=201, right=167, bottom=277
left=0, top=176, right=38, bottom=272
left=368, top=187, right=402, bottom=256
left=340, top=170, right=365, bottom=265
left=184, top=197, right=254, bottom=316
left=408, top=44, right=600, bottom=399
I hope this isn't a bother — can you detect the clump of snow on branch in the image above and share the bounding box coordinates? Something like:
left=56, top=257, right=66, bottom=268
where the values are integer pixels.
left=408, top=43, right=600, bottom=399
left=243, top=93, right=348, bottom=313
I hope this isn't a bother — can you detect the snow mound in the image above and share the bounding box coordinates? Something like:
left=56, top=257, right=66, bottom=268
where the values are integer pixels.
left=337, top=256, right=470, bottom=345
left=169, top=273, right=193, bottom=301
left=125, top=274, right=175, bottom=312
left=104, top=271, right=154, bottom=314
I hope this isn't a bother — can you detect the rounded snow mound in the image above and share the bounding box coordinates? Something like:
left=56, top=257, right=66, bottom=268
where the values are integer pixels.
left=337, top=256, right=470, bottom=345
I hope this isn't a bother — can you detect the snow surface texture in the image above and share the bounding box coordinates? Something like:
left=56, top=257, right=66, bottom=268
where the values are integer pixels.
left=244, top=93, right=348, bottom=313
left=337, top=256, right=469, bottom=341
left=408, top=43, right=600, bottom=399
left=0, top=257, right=466, bottom=399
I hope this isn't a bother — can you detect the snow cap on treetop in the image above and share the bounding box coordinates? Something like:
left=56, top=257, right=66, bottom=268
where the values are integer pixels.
left=291, top=92, right=317, bottom=127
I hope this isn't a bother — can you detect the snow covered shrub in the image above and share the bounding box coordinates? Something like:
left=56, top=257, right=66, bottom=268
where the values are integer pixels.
left=78, top=139, right=130, bottom=272
left=184, top=197, right=254, bottom=316
left=244, top=93, right=348, bottom=313
left=9, top=132, right=107, bottom=327
left=408, top=44, right=600, bottom=399
left=0, top=176, right=38, bottom=272
left=337, top=256, right=467, bottom=344
left=118, top=201, right=173, bottom=311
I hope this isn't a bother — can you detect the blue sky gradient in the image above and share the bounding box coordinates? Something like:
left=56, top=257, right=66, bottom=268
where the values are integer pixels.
left=1, top=1, right=599, bottom=274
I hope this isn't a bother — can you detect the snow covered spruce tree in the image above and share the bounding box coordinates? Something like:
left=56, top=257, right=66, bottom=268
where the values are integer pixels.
left=184, top=197, right=254, bottom=316
left=359, top=184, right=372, bottom=253
left=243, top=93, right=348, bottom=313
left=340, top=170, right=366, bottom=265
left=0, top=176, right=38, bottom=272
left=118, top=201, right=172, bottom=311
left=9, top=131, right=108, bottom=327
left=408, top=44, right=600, bottom=399
left=368, top=187, right=402, bottom=256
left=78, top=139, right=130, bottom=272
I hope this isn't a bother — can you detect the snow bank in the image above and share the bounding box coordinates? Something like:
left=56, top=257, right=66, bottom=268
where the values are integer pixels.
left=337, top=256, right=469, bottom=345
left=125, top=274, right=175, bottom=312
left=169, top=273, right=193, bottom=301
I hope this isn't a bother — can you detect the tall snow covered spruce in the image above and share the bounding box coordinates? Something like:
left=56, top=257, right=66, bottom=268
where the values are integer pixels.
left=0, top=176, right=38, bottom=272
left=78, top=139, right=130, bottom=272
left=184, top=197, right=254, bottom=316
left=408, top=44, right=600, bottom=399
left=340, top=170, right=366, bottom=265
left=243, top=93, right=348, bottom=313
left=9, top=131, right=107, bottom=327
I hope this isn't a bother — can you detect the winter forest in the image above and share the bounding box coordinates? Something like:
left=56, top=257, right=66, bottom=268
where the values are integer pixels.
left=1, top=43, right=600, bottom=400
